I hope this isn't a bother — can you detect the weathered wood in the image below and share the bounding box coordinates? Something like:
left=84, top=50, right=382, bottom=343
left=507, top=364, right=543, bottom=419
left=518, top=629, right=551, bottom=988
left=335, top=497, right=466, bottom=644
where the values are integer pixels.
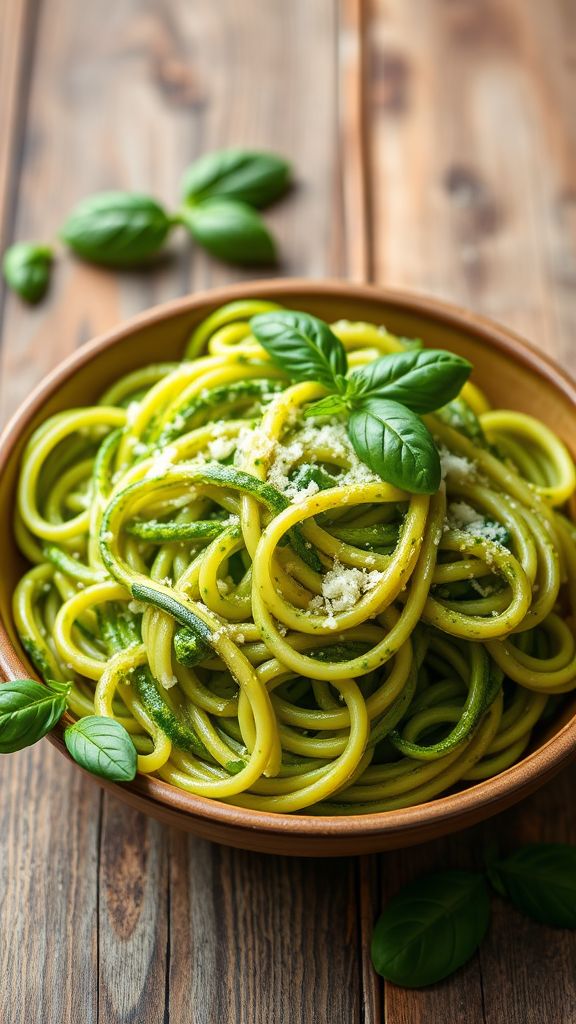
left=168, top=840, right=362, bottom=1023
left=0, top=744, right=100, bottom=1024
left=0, top=0, right=36, bottom=256
left=1, top=0, right=576, bottom=1021
left=366, top=2, right=576, bottom=1021
left=367, top=0, right=576, bottom=362
left=0, top=1, right=363, bottom=1022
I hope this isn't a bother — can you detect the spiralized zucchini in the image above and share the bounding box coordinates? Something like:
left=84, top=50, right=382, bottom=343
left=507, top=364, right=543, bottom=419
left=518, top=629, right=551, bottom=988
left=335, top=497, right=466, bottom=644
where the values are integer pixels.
left=13, top=300, right=576, bottom=813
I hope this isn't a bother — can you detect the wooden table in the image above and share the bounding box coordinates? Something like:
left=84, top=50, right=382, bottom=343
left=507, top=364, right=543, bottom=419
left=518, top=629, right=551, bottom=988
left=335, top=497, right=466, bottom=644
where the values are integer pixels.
left=1, top=1, right=575, bottom=1021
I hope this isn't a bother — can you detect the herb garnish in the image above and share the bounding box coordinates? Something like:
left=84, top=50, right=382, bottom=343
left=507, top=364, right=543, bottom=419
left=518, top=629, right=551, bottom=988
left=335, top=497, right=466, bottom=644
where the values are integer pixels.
left=250, top=309, right=472, bottom=494
left=371, top=870, right=491, bottom=988
left=3, top=148, right=291, bottom=300
left=64, top=715, right=137, bottom=782
left=371, top=845, right=576, bottom=989
left=2, top=242, right=53, bottom=303
left=0, top=679, right=136, bottom=783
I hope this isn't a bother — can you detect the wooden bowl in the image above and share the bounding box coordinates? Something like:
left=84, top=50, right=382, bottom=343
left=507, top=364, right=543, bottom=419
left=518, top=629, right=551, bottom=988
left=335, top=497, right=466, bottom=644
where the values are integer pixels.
left=1, top=280, right=575, bottom=856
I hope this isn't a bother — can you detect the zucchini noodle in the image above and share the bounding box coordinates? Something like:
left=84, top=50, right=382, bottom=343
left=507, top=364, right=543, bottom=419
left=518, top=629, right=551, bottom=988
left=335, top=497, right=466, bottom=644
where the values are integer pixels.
left=13, top=300, right=576, bottom=814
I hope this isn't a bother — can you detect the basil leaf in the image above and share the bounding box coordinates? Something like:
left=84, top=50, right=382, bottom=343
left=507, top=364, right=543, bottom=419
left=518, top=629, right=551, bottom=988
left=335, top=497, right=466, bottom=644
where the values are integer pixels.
left=348, top=399, right=441, bottom=494
left=488, top=845, right=576, bottom=928
left=250, top=311, right=348, bottom=390
left=348, top=349, right=472, bottom=413
left=304, top=394, right=347, bottom=419
left=371, top=870, right=491, bottom=988
left=2, top=242, right=53, bottom=303
left=61, top=192, right=172, bottom=266
left=64, top=716, right=137, bottom=781
left=182, top=148, right=291, bottom=208
left=0, top=679, right=68, bottom=753
left=181, top=199, right=276, bottom=265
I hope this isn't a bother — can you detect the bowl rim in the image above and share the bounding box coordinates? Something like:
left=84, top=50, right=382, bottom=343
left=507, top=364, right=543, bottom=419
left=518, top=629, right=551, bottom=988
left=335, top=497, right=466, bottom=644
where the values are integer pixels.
left=1, top=276, right=575, bottom=840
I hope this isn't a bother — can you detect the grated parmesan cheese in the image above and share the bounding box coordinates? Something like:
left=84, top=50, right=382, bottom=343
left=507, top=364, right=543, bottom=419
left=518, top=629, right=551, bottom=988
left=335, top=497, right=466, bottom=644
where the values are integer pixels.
left=265, top=420, right=380, bottom=501
left=309, top=559, right=385, bottom=629
left=145, top=446, right=178, bottom=479
left=236, top=423, right=276, bottom=463
left=439, top=447, right=476, bottom=481
left=448, top=501, right=507, bottom=544
left=208, top=436, right=237, bottom=460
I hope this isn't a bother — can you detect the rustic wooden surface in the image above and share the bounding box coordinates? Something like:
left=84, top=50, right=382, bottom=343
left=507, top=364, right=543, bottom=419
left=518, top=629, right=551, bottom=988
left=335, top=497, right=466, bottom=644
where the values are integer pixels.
left=1, top=1, right=575, bottom=1021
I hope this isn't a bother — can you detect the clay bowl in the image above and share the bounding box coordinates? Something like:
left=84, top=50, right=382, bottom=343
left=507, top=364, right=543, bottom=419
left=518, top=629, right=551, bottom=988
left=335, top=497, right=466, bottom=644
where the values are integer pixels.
left=1, top=279, right=575, bottom=856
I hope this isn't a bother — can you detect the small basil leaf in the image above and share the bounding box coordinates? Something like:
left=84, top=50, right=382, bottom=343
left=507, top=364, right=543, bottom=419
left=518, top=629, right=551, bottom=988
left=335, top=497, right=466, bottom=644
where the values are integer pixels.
left=348, top=399, right=441, bottom=494
left=61, top=192, right=172, bottom=266
left=0, top=679, right=69, bottom=753
left=2, top=242, right=53, bottom=303
left=488, top=845, right=576, bottom=928
left=250, top=311, right=348, bottom=390
left=225, top=759, right=246, bottom=775
left=64, top=716, right=137, bottom=782
left=181, top=199, right=276, bottom=265
left=348, top=349, right=472, bottom=413
left=304, top=394, right=347, bottom=419
left=182, top=149, right=291, bottom=208
left=371, top=870, right=491, bottom=988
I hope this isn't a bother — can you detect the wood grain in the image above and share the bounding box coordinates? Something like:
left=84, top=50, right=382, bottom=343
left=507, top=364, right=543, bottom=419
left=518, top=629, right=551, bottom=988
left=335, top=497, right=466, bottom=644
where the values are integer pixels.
left=1, top=0, right=575, bottom=1022
left=367, top=0, right=576, bottom=363
left=0, top=744, right=100, bottom=1024
left=366, top=2, right=576, bottom=1021
left=0, top=1, right=362, bottom=1022
left=0, top=0, right=37, bottom=257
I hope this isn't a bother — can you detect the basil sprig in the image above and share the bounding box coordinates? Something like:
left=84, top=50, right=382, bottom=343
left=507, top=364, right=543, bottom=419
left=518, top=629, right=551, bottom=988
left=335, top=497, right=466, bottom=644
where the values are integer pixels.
left=372, top=844, right=576, bottom=989
left=2, top=242, right=53, bottom=303
left=181, top=148, right=291, bottom=208
left=371, top=870, right=491, bottom=988
left=0, top=678, right=69, bottom=752
left=0, top=678, right=137, bottom=783
left=250, top=309, right=471, bottom=494
left=64, top=715, right=137, bottom=782
left=179, top=198, right=276, bottom=266
left=61, top=192, right=173, bottom=266
left=4, top=147, right=290, bottom=300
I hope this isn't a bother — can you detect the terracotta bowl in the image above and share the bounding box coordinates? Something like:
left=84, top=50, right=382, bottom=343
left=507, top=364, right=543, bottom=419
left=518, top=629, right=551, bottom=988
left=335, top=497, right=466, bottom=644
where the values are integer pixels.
left=1, top=280, right=575, bottom=856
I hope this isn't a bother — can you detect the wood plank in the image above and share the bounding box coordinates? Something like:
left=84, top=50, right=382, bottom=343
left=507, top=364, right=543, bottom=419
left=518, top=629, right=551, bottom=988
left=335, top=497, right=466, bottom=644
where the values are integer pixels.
left=0, top=743, right=100, bottom=1024
left=0, top=0, right=36, bottom=256
left=365, top=2, right=576, bottom=1021
left=0, top=1, right=364, bottom=1022
left=367, top=0, right=576, bottom=361
left=168, top=840, right=361, bottom=1023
